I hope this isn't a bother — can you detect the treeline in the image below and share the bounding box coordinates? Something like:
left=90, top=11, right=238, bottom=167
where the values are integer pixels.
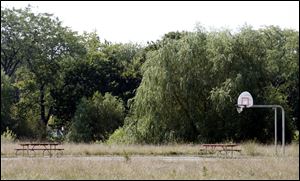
left=1, top=7, right=299, bottom=144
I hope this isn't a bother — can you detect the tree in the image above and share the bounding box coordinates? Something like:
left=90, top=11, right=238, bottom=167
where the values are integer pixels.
left=51, top=60, right=104, bottom=124
left=261, top=26, right=299, bottom=130
left=1, top=7, right=28, bottom=77
left=12, top=67, right=49, bottom=139
left=1, top=6, right=86, bottom=138
left=51, top=33, right=143, bottom=125
left=113, top=31, right=211, bottom=144
left=67, top=92, right=125, bottom=142
left=1, top=69, right=16, bottom=133
left=110, top=26, right=298, bottom=144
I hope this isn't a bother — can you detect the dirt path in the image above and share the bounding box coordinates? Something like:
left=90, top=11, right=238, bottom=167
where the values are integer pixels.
left=1, top=155, right=268, bottom=161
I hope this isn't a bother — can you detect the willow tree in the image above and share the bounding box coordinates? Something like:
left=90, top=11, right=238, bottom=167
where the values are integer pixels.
left=109, top=26, right=298, bottom=144
left=110, top=31, right=212, bottom=144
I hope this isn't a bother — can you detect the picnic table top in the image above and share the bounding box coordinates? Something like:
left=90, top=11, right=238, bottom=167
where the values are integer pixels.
left=201, top=144, right=239, bottom=147
left=19, top=143, right=61, bottom=146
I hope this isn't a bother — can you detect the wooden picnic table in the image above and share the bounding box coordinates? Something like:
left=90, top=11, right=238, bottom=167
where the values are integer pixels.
left=15, top=143, right=64, bottom=157
left=200, top=144, right=241, bottom=157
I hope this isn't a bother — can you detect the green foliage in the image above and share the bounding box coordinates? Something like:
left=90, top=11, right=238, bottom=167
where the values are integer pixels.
left=11, top=67, right=46, bottom=139
left=107, top=125, right=139, bottom=144
left=1, top=7, right=28, bottom=77
left=2, top=5, right=84, bottom=122
left=293, top=131, right=299, bottom=143
left=1, top=5, right=298, bottom=144
left=51, top=34, right=142, bottom=125
left=115, top=26, right=298, bottom=144
left=107, top=128, right=127, bottom=144
left=1, top=69, right=16, bottom=133
left=67, top=92, right=125, bottom=143
left=1, top=6, right=86, bottom=139
left=120, top=32, right=212, bottom=144
left=51, top=60, right=104, bottom=124
left=46, top=116, right=65, bottom=142
left=1, top=127, right=16, bottom=142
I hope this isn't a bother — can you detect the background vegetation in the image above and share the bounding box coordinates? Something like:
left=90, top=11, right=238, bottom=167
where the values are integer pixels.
left=1, top=6, right=299, bottom=144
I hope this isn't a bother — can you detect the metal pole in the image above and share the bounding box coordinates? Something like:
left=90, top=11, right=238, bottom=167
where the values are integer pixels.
left=246, top=105, right=285, bottom=155
left=274, top=108, right=277, bottom=155
left=281, top=107, right=285, bottom=155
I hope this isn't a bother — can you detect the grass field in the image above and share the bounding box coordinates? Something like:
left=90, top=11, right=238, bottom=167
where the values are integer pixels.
left=1, top=142, right=299, bottom=179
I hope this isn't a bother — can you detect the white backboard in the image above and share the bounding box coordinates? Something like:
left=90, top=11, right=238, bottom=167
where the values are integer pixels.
left=237, top=91, right=253, bottom=108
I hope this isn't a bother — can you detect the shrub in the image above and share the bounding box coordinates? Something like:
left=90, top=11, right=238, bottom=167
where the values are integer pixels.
left=1, top=69, right=16, bottom=134
left=1, top=127, right=16, bottom=142
left=293, top=130, right=299, bottom=143
left=107, top=127, right=135, bottom=144
left=67, top=91, right=125, bottom=143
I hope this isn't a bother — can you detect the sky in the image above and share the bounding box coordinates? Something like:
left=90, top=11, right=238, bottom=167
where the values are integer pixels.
left=1, top=1, right=299, bottom=44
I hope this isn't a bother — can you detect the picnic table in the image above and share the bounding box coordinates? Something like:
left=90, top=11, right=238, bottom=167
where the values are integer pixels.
left=15, top=143, right=64, bottom=157
left=200, top=144, right=241, bottom=157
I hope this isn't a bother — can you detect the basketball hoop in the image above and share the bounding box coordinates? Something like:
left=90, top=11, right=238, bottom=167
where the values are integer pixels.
left=237, top=91, right=253, bottom=107
left=236, top=91, right=253, bottom=113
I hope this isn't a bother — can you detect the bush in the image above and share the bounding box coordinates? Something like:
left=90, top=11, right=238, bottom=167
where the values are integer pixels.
left=106, top=128, right=126, bottom=144
left=107, top=116, right=142, bottom=144
left=1, top=69, right=16, bottom=134
left=12, top=99, right=44, bottom=139
left=67, top=91, right=125, bottom=143
left=293, top=130, right=299, bottom=143
left=1, top=127, right=16, bottom=142
left=107, top=127, right=136, bottom=144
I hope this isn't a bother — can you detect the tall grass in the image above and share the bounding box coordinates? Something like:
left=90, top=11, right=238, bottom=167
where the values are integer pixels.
left=242, top=141, right=260, bottom=156
left=1, top=142, right=299, bottom=157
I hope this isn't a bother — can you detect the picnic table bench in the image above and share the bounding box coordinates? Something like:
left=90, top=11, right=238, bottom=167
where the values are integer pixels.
left=199, top=144, right=241, bottom=157
left=15, top=143, right=64, bottom=157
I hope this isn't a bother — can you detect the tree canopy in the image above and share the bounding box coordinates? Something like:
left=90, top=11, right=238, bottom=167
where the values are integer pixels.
left=1, top=6, right=298, bottom=144
left=109, top=26, right=299, bottom=144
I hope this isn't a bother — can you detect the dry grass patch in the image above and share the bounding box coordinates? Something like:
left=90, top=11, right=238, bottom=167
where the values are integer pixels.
left=1, top=142, right=298, bottom=179
left=1, top=156, right=299, bottom=179
left=1, top=142, right=203, bottom=157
